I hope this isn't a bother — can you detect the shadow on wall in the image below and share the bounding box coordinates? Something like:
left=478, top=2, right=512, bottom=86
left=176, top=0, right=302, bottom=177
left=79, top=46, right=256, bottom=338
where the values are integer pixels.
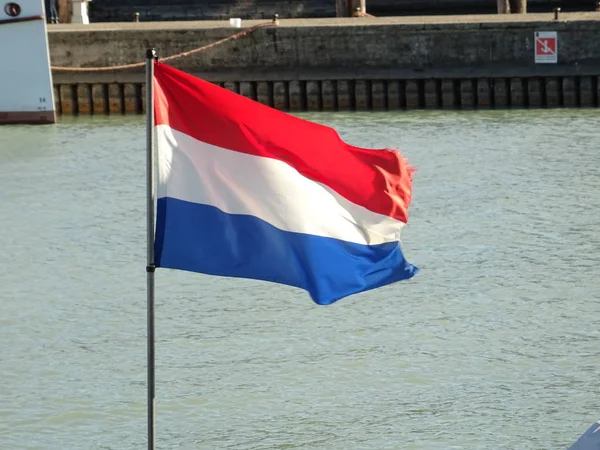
left=368, top=0, right=598, bottom=16
left=89, top=0, right=335, bottom=22
left=86, top=0, right=599, bottom=21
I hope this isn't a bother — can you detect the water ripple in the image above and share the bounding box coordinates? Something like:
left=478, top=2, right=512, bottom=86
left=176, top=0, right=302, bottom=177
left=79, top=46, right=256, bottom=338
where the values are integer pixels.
left=0, top=111, right=599, bottom=449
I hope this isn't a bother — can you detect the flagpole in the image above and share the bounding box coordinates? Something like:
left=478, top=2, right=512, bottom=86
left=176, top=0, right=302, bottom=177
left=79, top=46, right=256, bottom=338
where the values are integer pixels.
left=145, top=47, right=157, bottom=450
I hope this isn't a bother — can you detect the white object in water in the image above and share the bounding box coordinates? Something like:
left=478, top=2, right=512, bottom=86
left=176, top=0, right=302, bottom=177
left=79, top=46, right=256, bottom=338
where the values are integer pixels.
left=71, top=0, right=90, bottom=24
left=0, top=0, right=55, bottom=124
left=229, top=18, right=241, bottom=28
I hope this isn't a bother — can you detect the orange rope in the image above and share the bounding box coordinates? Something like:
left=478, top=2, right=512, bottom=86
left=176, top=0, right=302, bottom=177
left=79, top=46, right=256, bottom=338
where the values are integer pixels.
left=51, top=21, right=274, bottom=72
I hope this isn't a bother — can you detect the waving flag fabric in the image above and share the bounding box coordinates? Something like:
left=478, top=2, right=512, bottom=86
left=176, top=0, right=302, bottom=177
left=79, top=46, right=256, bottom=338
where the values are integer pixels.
left=153, top=62, right=419, bottom=305
left=568, top=421, right=600, bottom=450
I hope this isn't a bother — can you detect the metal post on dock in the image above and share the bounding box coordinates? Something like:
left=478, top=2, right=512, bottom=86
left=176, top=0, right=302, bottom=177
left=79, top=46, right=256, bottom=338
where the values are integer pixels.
left=348, top=0, right=365, bottom=16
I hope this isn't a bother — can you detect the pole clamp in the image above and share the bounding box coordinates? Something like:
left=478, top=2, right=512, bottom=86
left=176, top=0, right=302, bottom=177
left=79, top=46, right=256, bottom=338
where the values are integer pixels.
left=146, top=264, right=156, bottom=273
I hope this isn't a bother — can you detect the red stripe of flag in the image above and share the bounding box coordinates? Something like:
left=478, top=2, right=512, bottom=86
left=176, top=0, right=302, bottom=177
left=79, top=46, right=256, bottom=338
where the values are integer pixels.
left=153, top=62, right=415, bottom=223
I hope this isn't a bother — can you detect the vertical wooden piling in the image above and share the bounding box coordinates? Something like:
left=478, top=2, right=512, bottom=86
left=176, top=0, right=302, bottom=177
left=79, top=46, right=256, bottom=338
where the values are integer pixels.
left=92, top=84, right=107, bottom=114
left=272, top=81, right=287, bottom=110
left=477, top=78, right=491, bottom=108
left=239, top=82, right=254, bottom=101
left=424, top=79, right=438, bottom=109
left=510, top=78, right=525, bottom=107
left=256, top=81, right=270, bottom=106
left=493, top=78, right=509, bottom=108
left=545, top=77, right=560, bottom=108
left=562, top=77, right=577, bottom=107
left=405, top=80, right=419, bottom=109
left=579, top=76, right=593, bottom=107
left=53, top=86, right=61, bottom=115
left=460, top=79, right=475, bottom=109
left=321, top=80, right=336, bottom=110
left=223, top=81, right=238, bottom=94
left=371, top=80, right=386, bottom=110
left=337, top=80, right=351, bottom=110
left=288, top=80, right=303, bottom=111
left=527, top=78, right=542, bottom=108
left=441, top=79, right=455, bottom=108
left=59, top=85, right=75, bottom=115
left=77, top=84, right=92, bottom=114
left=355, top=80, right=370, bottom=110
left=386, top=80, right=400, bottom=109
left=123, top=84, right=138, bottom=114
left=306, top=80, right=321, bottom=111
left=108, top=84, right=122, bottom=114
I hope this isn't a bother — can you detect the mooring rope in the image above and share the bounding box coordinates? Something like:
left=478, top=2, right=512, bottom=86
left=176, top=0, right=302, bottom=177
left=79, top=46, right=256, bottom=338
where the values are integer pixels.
left=50, top=21, right=275, bottom=72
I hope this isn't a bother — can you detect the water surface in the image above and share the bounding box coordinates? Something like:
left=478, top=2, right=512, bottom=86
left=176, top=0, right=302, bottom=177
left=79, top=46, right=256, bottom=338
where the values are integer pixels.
left=1, top=110, right=599, bottom=449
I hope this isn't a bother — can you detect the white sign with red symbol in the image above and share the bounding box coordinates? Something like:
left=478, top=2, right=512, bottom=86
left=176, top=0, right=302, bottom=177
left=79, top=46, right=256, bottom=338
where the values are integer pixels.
left=535, top=31, right=558, bottom=64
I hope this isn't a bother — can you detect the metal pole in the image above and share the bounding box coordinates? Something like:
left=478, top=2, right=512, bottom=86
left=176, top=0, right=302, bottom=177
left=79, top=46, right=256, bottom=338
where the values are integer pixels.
left=145, top=47, right=157, bottom=450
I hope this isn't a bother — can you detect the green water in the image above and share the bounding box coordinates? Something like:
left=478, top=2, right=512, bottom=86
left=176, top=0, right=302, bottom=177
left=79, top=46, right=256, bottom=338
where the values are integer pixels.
left=0, top=110, right=599, bottom=449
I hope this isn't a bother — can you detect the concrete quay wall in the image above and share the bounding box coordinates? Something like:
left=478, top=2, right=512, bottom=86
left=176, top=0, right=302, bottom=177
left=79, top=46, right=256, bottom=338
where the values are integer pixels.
left=47, top=14, right=600, bottom=113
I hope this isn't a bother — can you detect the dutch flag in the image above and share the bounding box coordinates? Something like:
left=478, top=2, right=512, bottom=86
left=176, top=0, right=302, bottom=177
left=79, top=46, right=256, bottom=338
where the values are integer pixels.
left=152, top=62, right=419, bottom=305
